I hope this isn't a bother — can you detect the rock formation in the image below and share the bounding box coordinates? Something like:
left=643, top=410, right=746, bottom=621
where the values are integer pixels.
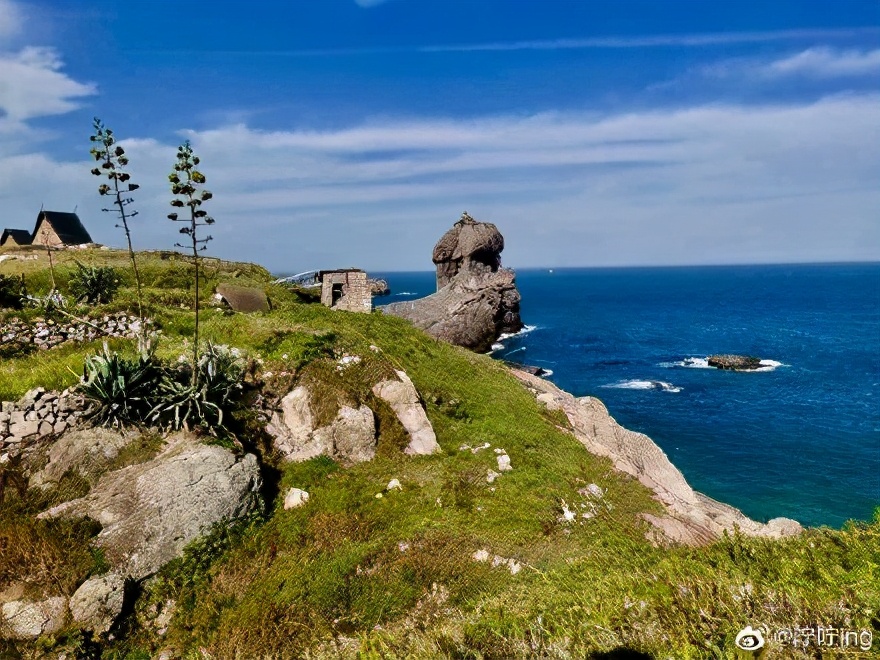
left=372, top=371, right=440, bottom=455
left=707, top=354, right=762, bottom=370
left=381, top=212, right=522, bottom=353
left=511, top=367, right=802, bottom=546
left=38, top=432, right=262, bottom=580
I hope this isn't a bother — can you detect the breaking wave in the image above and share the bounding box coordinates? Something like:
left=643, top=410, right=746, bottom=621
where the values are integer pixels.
left=498, top=324, right=537, bottom=341
left=602, top=379, right=682, bottom=393
left=659, top=357, right=787, bottom=372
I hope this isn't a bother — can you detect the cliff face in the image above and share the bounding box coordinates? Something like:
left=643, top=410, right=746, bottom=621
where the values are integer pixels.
left=509, top=368, right=803, bottom=545
left=382, top=212, right=522, bottom=352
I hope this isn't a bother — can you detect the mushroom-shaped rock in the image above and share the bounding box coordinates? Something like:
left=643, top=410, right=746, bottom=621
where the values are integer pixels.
left=372, top=371, right=440, bottom=455
left=382, top=212, right=522, bottom=353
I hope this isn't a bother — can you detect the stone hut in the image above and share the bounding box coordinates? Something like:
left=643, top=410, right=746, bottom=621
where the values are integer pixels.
left=318, top=269, right=371, bottom=313
left=30, top=211, right=93, bottom=248
left=0, top=228, right=32, bottom=248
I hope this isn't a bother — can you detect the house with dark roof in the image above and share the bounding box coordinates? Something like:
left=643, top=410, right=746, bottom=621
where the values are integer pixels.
left=0, top=228, right=33, bottom=248
left=30, top=210, right=93, bottom=247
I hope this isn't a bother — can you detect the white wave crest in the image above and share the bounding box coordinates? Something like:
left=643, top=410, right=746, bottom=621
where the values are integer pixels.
left=658, top=357, right=713, bottom=369
left=490, top=342, right=505, bottom=353
left=751, top=359, right=787, bottom=372
left=393, top=291, right=418, bottom=296
left=602, top=379, right=682, bottom=393
left=498, top=324, right=538, bottom=341
left=541, top=369, right=554, bottom=377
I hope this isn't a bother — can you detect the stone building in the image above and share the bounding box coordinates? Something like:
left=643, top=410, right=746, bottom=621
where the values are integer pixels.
left=31, top=211, right=93, bottom=248
left=318, top=269, right=371, bottom=313
left=1, top=211, right=93, bottom=249
left=0, top=229, right=32, bottom=248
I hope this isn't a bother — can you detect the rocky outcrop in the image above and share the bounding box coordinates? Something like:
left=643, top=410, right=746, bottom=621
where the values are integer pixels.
left=38, top=432, right=262, bottom=580
left=29, top=426, right=139, bottom=488
left=707, top=354, right=762, bottom=370
left=368, top=278, right=390, bottom=297
left=511, top=368, right=802, bottom=546
left=1, top=597, right=67, bottom=640
left=381, top=212, right=522, bottom=353
left=372, top=371, right=441, bottom=455
left=266, top=386, right=378, bottom=465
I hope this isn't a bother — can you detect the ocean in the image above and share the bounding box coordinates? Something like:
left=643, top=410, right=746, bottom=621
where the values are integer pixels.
left=373, top=264, right=880, bottom=528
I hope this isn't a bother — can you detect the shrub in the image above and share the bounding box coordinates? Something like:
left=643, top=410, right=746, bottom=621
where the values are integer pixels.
left=79, top=342, right=162, bottom=427
left=69, top=261, right=120, bottom=304
left=0, top=274, right=27, bottom=309
left=150, top=343, right=245, bottom=434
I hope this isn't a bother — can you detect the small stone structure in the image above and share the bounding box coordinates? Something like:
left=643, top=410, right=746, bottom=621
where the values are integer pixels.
left=318, top=269, right=371, bottom=313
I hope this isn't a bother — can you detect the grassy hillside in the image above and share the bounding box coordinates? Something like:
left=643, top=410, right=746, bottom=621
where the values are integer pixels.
left=1, top=248, right=877, bottom=659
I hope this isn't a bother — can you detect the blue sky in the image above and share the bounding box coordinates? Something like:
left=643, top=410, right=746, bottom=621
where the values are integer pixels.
left=1, top=0, right=878, bottom=271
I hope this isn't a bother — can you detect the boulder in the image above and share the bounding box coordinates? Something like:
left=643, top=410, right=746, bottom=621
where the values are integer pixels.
left=69, top=573, right=126, bottom=635
left=267, top=388, right=377, bottom=466
left=1, top=596, right=67, bottom=640
left=368, top=278, right=391, bottom=297
left=29, top=427, right=141, bottom=488
left=381, top=212, right=522, bottom=353
left=372, top=371, right=440, bottom=455
left=311, top=405, right=377, bottom=466
left=38, top=432, right=262, bottom=580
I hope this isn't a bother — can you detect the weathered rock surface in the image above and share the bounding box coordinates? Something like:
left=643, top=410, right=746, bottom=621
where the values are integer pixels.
left=372, top=371, right=440, bottom=455
left=368, top=278, right=390, bottom=297
left=707, top=354, right=763, bottom=370
left=69, top=573, right=126, bottom=635
left=284, top=487, right=310, bottom=509
left=312, top=405, right=377, bottom=466
left=29, top=427, right=139, bottom=488
left=267, top=387, right=377, bottom=465
left=38, top=432, right=261, bottom=580
left=381, top=212, right=522, bottom=353
left=511, top=368, right=802, bottom=546
left=1, top=596, right=67, bottom=640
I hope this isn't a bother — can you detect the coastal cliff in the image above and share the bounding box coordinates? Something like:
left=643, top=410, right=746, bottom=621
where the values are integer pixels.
left=0, top=248, right=873, bottom=659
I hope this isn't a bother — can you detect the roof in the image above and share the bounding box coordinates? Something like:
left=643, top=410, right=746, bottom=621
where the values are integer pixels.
left=0, top=228, right=32, bottom=246
left=33, top=211, right=93, bottom=245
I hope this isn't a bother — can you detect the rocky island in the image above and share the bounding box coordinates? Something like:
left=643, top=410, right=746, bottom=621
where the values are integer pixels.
left=707, top=354, right=764, bottom=370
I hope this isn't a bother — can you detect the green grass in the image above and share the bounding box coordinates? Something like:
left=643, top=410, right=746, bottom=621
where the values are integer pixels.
left=2, top=251, right=878, bottom=659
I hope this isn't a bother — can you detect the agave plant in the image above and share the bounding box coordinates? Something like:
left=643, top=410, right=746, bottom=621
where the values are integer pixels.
left=69, top=261, right=120, bottom=304
left=150, top=343, right=245, bottom=434
left=79, top=342, right=162, bottom=427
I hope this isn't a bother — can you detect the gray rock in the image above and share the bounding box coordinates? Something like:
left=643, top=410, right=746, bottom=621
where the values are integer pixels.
left=510, top=368, right=803, bottom=546
left=283, top=487, right=310, bottom=509
left=1, top=596, right=67, bottom=640
left=20, top=387, right=45, bottom=409
left=9, top=419, right=39, bottom=439
left=312, top=405, right=377, bottom=466
left=30, top=427, right=142, bottom=488
left=69, top=573, right=126, bottom=635
left=39, top=433, right=262, bottom=580
left=266, top=386, right=314, bottom=459
left=381, top=212, right=522, bottom=353
left=372, top=371, right=440, bottom=455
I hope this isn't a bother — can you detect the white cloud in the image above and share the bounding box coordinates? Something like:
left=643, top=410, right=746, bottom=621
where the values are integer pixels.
left=0, top=0, right=23, bottom=39
left=766, top=47, right=880, bottom=78
left=3, top=94, right=874, bottom=272
left=0, top=47, right=96, bottom=122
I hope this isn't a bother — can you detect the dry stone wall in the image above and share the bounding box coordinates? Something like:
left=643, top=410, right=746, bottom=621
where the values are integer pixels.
left=0, top=312, right=150, bottom=352
left=0, top=387, right=87, bottom=462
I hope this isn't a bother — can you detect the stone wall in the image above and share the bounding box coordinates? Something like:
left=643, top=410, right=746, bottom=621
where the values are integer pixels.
left=0, top=312, right=149, bottom=353
left=0, top=388, right=86, bottom=462
left=320, top=271, right=371, bottom=313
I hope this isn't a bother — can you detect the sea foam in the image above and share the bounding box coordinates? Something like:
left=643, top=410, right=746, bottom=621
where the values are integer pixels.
left=602, top=379, right=682, bottom=393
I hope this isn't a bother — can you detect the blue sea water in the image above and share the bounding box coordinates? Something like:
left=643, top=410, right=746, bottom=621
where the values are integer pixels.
left=374, top=264, right=880, bottom=528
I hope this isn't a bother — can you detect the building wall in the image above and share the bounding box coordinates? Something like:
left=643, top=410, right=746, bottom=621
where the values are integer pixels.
left=33, top=221, right=63, bottom=248
left=320, top=271, right=371, bottom=313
